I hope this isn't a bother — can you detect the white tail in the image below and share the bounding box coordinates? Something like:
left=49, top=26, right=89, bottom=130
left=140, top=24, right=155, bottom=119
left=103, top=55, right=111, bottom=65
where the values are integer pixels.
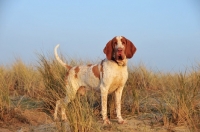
left=54, top=44, right=66, bottom=67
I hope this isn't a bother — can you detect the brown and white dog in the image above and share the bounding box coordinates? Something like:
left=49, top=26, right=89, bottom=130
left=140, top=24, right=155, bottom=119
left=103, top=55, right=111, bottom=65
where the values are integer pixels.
left=54, top=36, right=136, bottom=124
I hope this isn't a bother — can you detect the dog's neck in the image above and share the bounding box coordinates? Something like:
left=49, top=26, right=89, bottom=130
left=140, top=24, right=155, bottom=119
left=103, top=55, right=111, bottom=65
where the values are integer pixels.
left=111, top=57, right=127, bottom=66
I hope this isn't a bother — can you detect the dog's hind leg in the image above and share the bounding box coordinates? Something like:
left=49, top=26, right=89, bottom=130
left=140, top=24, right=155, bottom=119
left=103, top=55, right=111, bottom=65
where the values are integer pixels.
left=54, top=99, right=61, bottom=121
left=54, top=97, right=70, bottom=121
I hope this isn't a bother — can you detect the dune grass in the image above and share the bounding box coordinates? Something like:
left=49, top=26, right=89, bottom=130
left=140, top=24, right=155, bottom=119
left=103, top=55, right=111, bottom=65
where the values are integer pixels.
left=0, top=55, right=200, bottom=131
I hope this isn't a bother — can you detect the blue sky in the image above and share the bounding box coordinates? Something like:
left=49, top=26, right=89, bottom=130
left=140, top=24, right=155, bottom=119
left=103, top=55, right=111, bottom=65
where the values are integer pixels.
left=0, top=0, right=200, bottom=72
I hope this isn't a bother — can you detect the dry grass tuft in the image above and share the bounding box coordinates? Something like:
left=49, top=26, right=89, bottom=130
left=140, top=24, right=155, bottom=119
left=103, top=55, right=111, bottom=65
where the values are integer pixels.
left=0, top=55, right=200, bottom=131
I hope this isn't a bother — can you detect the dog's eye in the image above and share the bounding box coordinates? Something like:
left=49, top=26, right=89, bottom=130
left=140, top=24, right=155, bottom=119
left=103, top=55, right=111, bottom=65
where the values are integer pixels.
left=122, top=41, right=125, bottom=45
left=114, top=42, right=117, bottom=45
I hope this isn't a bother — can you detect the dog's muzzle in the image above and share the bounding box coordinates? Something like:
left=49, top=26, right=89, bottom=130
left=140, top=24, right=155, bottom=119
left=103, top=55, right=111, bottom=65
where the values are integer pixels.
left=116, top=48, right=125, bottom=61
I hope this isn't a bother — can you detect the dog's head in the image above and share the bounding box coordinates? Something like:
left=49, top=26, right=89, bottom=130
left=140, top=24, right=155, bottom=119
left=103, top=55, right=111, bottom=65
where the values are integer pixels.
left=103, top=36, right=136, bottom=66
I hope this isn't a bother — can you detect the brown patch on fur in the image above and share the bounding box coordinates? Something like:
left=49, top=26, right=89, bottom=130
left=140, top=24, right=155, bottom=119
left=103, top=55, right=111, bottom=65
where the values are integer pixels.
left=65, top=67, right=72, bottom=78
left=65, top=72, right=69, bottom=85
left=77, top=86, right=86, bottom=96
left=74, top=66, right=80, bottom=78
left=87, top=64, right=92, bottom=67
left=92, top=65, right=100, bottom=79
left=66, top=65, right=72, bottom=70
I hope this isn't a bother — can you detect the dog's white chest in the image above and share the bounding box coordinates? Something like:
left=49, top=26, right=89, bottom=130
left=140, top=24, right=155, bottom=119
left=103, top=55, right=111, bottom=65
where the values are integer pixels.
left=106, top=65, right=128, bottom=94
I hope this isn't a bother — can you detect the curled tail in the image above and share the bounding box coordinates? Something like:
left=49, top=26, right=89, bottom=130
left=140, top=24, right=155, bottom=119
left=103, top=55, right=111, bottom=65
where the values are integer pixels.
left=54, top=44, right=71, bottom=69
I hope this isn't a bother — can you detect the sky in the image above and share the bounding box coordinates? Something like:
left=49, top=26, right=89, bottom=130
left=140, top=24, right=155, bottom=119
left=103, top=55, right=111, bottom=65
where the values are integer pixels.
left=0, top=0, right=200, bottom=72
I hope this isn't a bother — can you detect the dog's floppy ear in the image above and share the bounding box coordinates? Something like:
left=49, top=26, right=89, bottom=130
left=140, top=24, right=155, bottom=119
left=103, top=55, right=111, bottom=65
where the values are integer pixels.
left=103, top=40, right=113, bottom=60
left=124, top=37, right=137, bottom=59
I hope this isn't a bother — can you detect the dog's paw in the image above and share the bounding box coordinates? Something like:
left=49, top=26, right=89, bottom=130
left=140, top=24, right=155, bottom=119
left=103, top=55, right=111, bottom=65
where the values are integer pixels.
left=103, top=118, right=111, bottom=125
left=118, top=118, right=126, bottom=124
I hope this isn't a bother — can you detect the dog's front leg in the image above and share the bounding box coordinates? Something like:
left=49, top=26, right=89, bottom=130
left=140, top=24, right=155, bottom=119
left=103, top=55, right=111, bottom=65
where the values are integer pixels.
left=54, top=100, right=60, bottom=121
left=100, top=88, right=111, bottom=125
left=115, top=86, right=125, bottom=124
